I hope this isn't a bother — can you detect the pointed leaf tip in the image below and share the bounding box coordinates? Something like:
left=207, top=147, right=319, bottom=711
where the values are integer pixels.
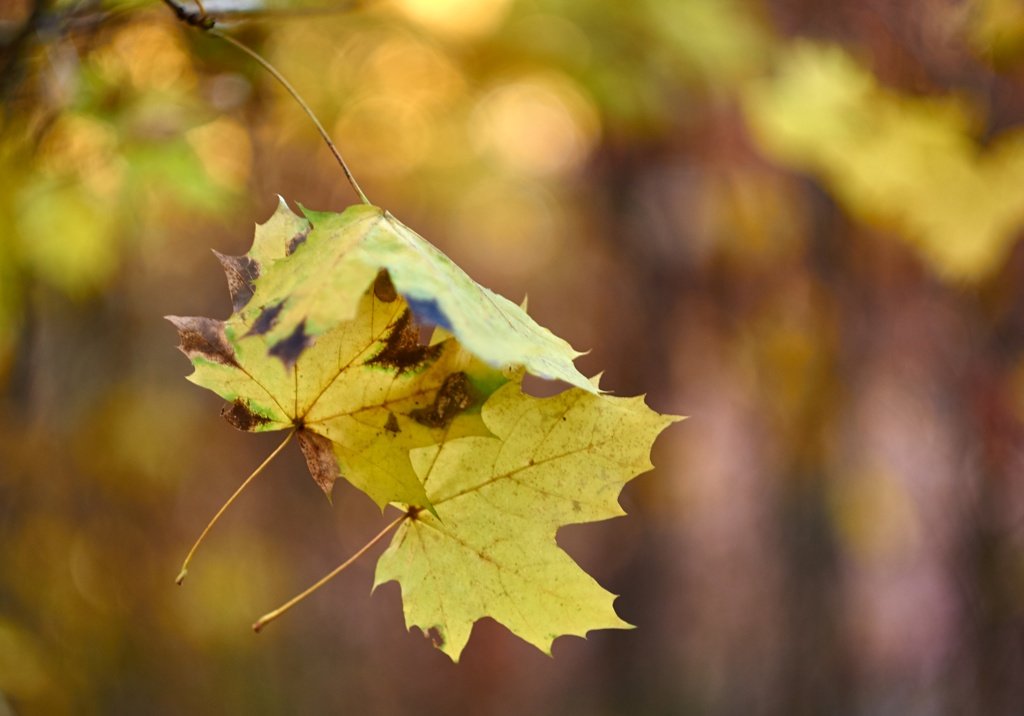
left=296, top=430, right=341, bottom=499
left=212, top=250, right=260, bottom=311
left=166, top=315, right=239, bottom=368
left=248, top=195, right=313, bottom=268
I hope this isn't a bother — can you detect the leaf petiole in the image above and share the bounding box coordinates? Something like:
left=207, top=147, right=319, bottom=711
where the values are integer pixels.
left=207, top=29, right=371, bottom=205
left=161, top=0, right=371, bottom=204
left=176, top=429, right=296, bottom=585
left=252, top=511, right=407, bottom=632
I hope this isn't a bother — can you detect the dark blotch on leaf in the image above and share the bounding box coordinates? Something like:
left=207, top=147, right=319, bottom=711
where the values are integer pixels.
left=297, top=429, right=341, bottom=499
left=213, top=251, right=260, bottom=311
left=285, top=227, right=311, bottom=256
left=247, top=301, right=284, bottom=337
left=373, top=270, right=398, bottom=303
left=367, top=310, right=443, bottom=373
left=410, top=372, right=474, bottom=429
left=407, top=297, right=453, bottom=331
left=384, top=412, right=400, bottom=433
left=269, top=320, right=314, bottom=367
left=426, top=626, right=445, bottom=649
left=166, top=315, right=239, bottom=367
left=222, top=400, right=271, bottom=431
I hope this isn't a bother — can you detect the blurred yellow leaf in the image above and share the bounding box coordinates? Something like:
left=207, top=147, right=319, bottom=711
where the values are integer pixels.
left=0, top=619, right=50, bottom=702
left=15, top=182, right=120, bottom=296
left=744, top=42, right=1024, bottom=279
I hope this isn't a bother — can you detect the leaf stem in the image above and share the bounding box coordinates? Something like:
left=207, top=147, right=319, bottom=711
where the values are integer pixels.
left=161, top=0, right=371, bottom=204
left=176, top=429, right=295, bottom=585
left=252, top=512, right=407, bottom=632
left=207, top=29, right=371, bottom=205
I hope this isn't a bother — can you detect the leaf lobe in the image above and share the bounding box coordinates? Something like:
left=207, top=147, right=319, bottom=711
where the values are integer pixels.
left=166, top=315, right=240, bottom=367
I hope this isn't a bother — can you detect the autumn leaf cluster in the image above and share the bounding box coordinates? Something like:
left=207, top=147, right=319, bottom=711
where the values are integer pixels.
left=169, top=199, right=678, bottom=659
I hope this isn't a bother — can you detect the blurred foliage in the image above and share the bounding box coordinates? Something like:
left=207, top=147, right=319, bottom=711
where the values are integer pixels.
left=745, top=41, right=1024, bottom=279
left=2, top=0, right=1024, bottom=714
left=0, top=5, right=244, bottom=377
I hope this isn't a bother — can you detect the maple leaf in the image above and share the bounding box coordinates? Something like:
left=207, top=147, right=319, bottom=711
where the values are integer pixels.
left=167, top=201, right=507, bottom=508
left=373, top=376, right=681, bottom=661
left=236, top=201, right=595, bottom=391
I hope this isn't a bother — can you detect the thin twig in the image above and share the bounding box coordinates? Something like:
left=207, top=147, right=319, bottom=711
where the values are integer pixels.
left=176, top=429, right=296, bottom=585
left=161, top=0, right=371, bottom=204
left=208, top=28, right=370, bottom=205
left=202, top=2, right=365, bottom=23
left=161, top=0, right=213, bottom=29
left=252, top=512, right=407, bottom=632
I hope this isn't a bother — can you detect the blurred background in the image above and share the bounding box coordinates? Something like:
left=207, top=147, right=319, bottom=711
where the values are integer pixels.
left=2, top=0, right=1024, bottom=713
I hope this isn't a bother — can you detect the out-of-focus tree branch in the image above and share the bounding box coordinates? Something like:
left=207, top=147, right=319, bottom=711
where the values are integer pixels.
left=0, top=0, right=51, bottom=109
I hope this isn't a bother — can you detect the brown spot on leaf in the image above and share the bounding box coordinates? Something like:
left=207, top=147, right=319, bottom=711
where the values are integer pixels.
left=373, top=270, right=398, bottom=303
left=246, top=301, right=284, bottom=337
left=384, top=412, right=400, bottom=433
left=366, top=310, right=443, bottom=373
left=166, top=315, right=239, bottom=367
left=269, top=320, right=313, bottom=367
left=297, top=429, right=340, bottom=500
left=213, top=251, right=260, bottom=311
left=285, top=227, right=311, bottom=256
left=222, top=400, right=271, bottom=432
left=410, top=372, right=474, bottom=429
left=426, top=626, right=445, bottom=649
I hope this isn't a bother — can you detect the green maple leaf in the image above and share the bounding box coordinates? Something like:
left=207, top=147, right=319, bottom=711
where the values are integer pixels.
left=373, top=376, right=680, bottom=661
left=237, top=201, right=594, bottom=392
left=167, top=201, right=507, bottom=508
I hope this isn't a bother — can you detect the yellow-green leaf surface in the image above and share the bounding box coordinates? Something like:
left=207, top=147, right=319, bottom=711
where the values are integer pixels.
left=241, top=201, right=594, bottom=392
left=374, top=377, right=680, bottom=660
left=169, top=216, right=505, bottom=508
